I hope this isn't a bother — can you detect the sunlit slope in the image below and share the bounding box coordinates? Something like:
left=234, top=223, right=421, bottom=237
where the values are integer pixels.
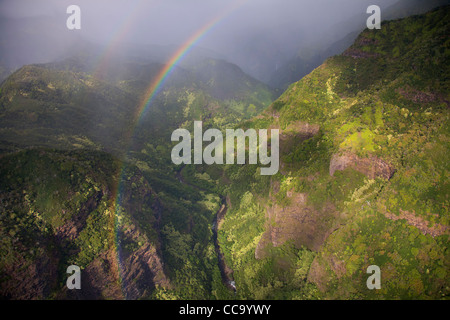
left=217, top=6, right=449, bottom=299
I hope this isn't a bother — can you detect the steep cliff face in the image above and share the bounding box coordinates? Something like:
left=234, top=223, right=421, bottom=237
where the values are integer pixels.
left=219, top=6, right=450, bottom=299
left=0, top=149, right=169, bottom=299
left=118, top=225, right=170, bottom=299
left=329, top=152, right=396, bottom=180
left=255, top=190, right=339, bottom=259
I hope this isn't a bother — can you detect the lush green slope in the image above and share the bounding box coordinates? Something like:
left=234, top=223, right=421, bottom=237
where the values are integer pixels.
left=269, top=0, right=450, bottom=90
left=215, top=6, right=449, bottom=299
left=0, top=53, right=273, bottom=299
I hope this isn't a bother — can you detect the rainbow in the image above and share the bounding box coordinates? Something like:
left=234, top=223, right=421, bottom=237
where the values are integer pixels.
left=85, top=0, right=153, bottom=299
left=133, top=0, right=249, bottom=123
left=93, top=0, right=158, bottom=80
left=100, top=0, right=250, bottom=299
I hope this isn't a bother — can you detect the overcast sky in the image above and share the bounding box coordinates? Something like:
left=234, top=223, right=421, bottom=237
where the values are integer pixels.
left=1, top=0, right=437, bottom=81
left=0, top=0, right=399, bottom=45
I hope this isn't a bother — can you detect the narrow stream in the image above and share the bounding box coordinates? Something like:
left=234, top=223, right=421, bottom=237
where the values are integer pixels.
left=212, top=197, right=236, bottom=292
left=176, top=168, right=236, bottom=292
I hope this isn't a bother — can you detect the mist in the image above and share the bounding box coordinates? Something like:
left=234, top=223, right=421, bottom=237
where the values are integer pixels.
left=0, top=0, right=447, bottom=83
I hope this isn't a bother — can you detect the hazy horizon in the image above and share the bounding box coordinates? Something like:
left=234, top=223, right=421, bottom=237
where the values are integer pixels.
left=0, top=0, right=447, bottom=83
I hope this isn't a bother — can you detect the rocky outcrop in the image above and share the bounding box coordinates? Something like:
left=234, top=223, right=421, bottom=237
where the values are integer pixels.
left=306, top=257, right=330, bottom=293
left=277, top=121, right=321, bottom=174
left=61, top=221, right=170, bottom=300
left=279, top=121, right=320, bottom=153
left=382, top=209, right=450, bottom=238
left=343, top=48, right=380, bottom=59
left=0, top=246, right=58, bottom=300
left=329, top=152, right=395, bottom=180
left=118, top=224, right=170, bottom=299
left=55, top=191, right=103, bottom=242
left=67, top=249, right=123, bottom=300
left=282, top=121, right=320, bottom=137
left=255, top=190, right=338, bottom=259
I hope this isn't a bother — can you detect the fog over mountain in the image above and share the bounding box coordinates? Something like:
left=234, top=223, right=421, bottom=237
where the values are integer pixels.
left=3, top=0, right=444, bottom=85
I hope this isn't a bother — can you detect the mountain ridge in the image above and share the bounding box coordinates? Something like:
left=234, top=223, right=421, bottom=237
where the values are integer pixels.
left=216, top=5, right=449, bottom=299
left=269, top=0, right=450, bottom=90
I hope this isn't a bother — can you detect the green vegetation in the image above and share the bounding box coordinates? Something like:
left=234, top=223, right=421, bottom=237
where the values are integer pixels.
left=0, top=6, right=448, bottom=300
left=217, top=6, right=449, bottom=300
left=0, top=52, right=273, bottom=299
